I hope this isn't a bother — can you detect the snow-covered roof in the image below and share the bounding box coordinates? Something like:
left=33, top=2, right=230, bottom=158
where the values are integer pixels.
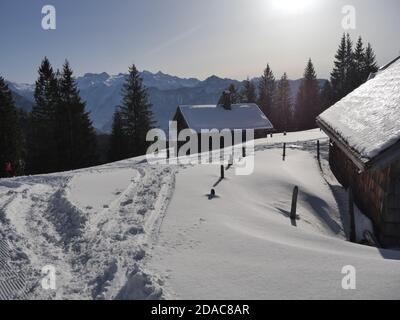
left=317, top=57, right=400, bottom=170
left=175, top=103, right=274, bottom=132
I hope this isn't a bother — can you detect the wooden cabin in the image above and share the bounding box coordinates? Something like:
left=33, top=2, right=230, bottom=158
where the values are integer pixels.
left=317, top=56, right=400, bottom=247
left=172, top=102, right=274, bottom=150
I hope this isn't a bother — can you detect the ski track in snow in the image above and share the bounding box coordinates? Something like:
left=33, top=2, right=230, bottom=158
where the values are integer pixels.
left=0, top=238, right=28, bottom=300
left=0, top=160, right=177, bottom=300
left=1, top=129, right=399, bottom=299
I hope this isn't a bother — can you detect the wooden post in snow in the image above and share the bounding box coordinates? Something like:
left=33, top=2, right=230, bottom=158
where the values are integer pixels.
left=166, top=141, right=170, bottom=160
left=290, top=186, right=299, bottom=221
left=226, top=154, right=233, bottom=170
left=349, top=187, right=356, bottom=242
left=242, top=147, right=246, bottom=158
left=220, top=165, right=225, bottom=180
left=283, top=143, right=286, bottom=161
left=317, top=140, right=320, bottom=162
left=209, top=189, right=216, bottom=200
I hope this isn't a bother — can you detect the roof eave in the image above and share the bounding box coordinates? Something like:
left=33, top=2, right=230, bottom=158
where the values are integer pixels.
left=317, top=117, right=400, bottom=173
left=316, top=117, right=368, bottom=172
left=177, top=104, right=274, bottom=133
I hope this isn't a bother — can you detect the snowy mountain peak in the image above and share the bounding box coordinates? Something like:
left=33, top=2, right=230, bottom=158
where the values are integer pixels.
left=206, top=75, right=221, bottom=80
left=79, top=72, right=110, bottom=84
left=82, top=72, right=110, bottom=79
left=7, top=71, right=327, bottom=134
left=6, top=81, right=34, bottom=93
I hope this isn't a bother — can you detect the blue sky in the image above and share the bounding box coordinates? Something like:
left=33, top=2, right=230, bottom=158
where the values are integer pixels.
left=1, top=0, right=399, bottom=83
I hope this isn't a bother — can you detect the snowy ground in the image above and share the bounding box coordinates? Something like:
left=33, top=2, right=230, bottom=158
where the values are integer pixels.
left=1, top=129, right=400, bottom=300
left=0, top=158, right=176, bottom=299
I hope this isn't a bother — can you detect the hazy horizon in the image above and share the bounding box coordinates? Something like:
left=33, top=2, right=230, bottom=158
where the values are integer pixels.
left=7, top=67, right=333, bottom=86
left=1, top=0, right=399, bottom=83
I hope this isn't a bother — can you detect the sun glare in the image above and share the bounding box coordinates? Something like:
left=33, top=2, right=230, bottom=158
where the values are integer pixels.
left=271, top=0, right=315, bottom=14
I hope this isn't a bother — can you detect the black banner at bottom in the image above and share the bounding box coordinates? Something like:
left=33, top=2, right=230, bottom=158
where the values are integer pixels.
left=1, top=300, right=398, bottom=318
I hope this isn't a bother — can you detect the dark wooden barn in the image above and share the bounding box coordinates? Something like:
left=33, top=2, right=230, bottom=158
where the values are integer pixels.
left=172, top=102, right=274, bottom=150
left=317, top=56, right=400, bottom=247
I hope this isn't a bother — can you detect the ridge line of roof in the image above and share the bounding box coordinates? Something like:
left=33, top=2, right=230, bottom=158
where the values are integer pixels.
left=379, top=55, right=400, bottom=71
left=178, top=103, right=258, bottom=108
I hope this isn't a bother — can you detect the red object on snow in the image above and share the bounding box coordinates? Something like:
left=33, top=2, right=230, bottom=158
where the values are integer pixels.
left=4, top=162, right=12, bottom=173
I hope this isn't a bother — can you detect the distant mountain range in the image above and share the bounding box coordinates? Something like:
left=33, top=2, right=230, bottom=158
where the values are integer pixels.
left=6, top=71, right=327, bottom=133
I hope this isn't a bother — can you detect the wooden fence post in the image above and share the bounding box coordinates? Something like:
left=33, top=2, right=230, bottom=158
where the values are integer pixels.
left=242, top=147, right=246, bottom=158
left=348, top=187, right=356, bottom=242
left=220, top=165, right=225, bottom=180
left=209, top=189, right=216, bottom=200
left=290, top=186, right=299, bottom=221
left=166, top=141, right=170, bottom=160
left=283, top=143, right=286, bottom=161
left=226, top=154, right=233, bottom=170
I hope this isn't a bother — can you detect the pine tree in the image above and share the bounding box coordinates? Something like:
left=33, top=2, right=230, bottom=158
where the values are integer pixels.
left=0, top=77, right=23, bottom=177
left=218, top=90, right=232, bottom=109
left=108, top=110, right=126, bottom=162
left=16, top=108, right=28, bottom=175
left=241, top=78, right=257, bottom=103
left=330, top=34, right=347, bottom=103
left=353, top=36, right=365, bottom=88
left=319, top=80, right=334, bottom=113
left=217, top=83, right=241, bottom=106
left=28, top=57, right=59, bottom=174
left=331, top=34, right=378, bottom=103
left=344, top=33, right=356, bottom=95
left=294, top=59, right=320, bottom=130
left=118, top=64, right=155, bottom=158
left=57, top=60, right=97, bottom=170
left=77, top=112, right=98, bottom=168
left=258, top=64, right=276, bottom=119
left=275, top=73, right=292, bottom=132
left=363, top=43, right=378, bottom=81
left=229, top=84, right=241, bottom=103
